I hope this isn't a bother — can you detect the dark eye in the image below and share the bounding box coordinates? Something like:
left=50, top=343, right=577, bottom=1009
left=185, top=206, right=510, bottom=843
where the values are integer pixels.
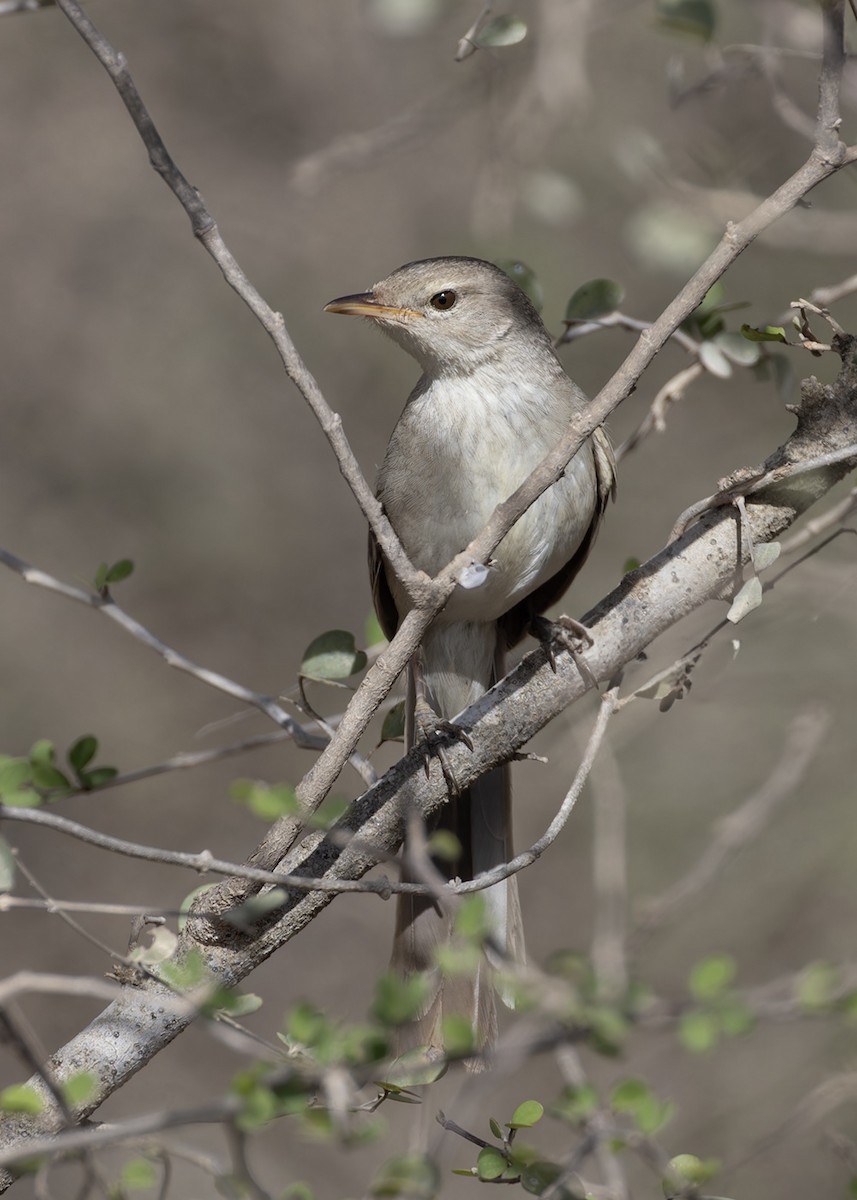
left=430, top=290, right=457, bottom=311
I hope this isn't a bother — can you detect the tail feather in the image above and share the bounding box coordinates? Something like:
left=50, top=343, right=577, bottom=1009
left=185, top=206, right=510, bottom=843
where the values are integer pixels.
left=390, top=624, right=525, bottom=1061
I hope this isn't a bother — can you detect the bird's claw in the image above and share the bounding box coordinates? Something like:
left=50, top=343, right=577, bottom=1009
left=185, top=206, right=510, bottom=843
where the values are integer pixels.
left=531, top=614, right=596, bottom=682
left=413, top=700, right=473, bottom=795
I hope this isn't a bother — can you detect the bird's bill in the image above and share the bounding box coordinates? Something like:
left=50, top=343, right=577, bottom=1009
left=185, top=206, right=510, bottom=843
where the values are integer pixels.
left=323, top=292, right=423, bottom=319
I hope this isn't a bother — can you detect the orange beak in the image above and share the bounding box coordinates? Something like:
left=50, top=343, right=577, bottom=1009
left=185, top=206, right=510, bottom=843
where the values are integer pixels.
left=323, top=291, right=423, bottom=320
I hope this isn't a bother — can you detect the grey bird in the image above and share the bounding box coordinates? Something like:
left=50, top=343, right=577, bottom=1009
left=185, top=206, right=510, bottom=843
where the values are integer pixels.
left=325, top=257, right=615, bottom=1058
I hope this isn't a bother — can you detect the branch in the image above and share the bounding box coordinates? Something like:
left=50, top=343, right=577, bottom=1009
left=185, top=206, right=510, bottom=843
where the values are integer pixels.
left=3, top=329, right=855, bottom=1176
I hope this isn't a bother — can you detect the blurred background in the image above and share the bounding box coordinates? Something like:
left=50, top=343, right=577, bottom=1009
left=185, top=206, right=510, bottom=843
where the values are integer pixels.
left=1, top=1, right=856, bottom=1196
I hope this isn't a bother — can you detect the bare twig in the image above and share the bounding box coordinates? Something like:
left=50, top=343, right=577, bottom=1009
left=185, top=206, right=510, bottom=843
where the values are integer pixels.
left=635, top=706, right=831, bottom=938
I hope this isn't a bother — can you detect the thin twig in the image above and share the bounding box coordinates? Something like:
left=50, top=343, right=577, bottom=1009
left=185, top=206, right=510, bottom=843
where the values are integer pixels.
left=635, top=706, right=831, bottom=938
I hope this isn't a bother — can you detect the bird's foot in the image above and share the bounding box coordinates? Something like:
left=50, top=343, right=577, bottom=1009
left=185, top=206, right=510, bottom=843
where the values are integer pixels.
left=531, top=614, right=598, bottom=687
left=413, top=697, right=473, bottom=796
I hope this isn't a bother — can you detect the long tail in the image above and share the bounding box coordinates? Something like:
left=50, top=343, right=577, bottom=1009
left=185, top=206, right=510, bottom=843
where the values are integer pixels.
left=390, top=621, right=524, bottom=1059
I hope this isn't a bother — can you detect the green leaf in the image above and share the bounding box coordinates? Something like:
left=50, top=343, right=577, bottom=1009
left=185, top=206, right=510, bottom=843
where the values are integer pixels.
left=753, top=541, right=781, bottom=572
left=454, top=894, right=491, bottom=943
left=380, top=701, right=406, bottom=744
left=718, top=997, right=754, bottom=1038
left=552, top=1083, right=598, bottom=1123
left=62, top=1071, right=97, bottom=1107
left=106, top=559, right=134, bottom=584
left=120, top=1158, right=158, bottom=1191
left=300, top=630, right=367, bottom=681
left=94, top=562, right=108, bottom=591
left=520, top=1160, right=564, bottom=1195
left=0, top=757, right=33, bottom=795
left=796, top=961, right=838, bottom=1012
left=287, top=1002, right=330, bottom=1048
left=663, top=1154, right=720, bottom=1196
left=373, top=972, right=431, bottom=1027
left=0, top=789, right=41, bottom=808
left=564, top=278, right=625, bottom=323
left=622, top=557, right=641, bottom=574
left=79, top=767, right=118, bottom=791
left=678, top=1008, right=719, bottom=1054
left=508, top=1100, right=544, bottom=1129
left=68, top=735, right=98, bottom=774
left=740, top=323, right=788, bottom=343
left=476, top=1146, right=508, bottom=1181
left=610, top=1078, right=650, bottom=1111
left=473, top=15, right=527, bottom=48
left=489, top=1116, right=503, bottom=1139
left=309, top=794, right=349, bottom=830
left=217, top=992, right=264, bottom=1019
left=223, top=888, right=287, bottom=930
left=282, top=1185, right=315, bottom=1200
left=0, top=1084, right=44, bottom=1115
left=657, top=0, right=716, bottom=40
left=427, top=829, right=461, bottom=864
left=30, top=761, right=71, bottom=791
left=0, top=838, right=15, bottom=892
left=689, top=954, right=736, bottom=1001
left=230, top=780, right=299, bottom=822
left=441, top=1014, right=475, bottom=1057
left=28, top=739, right=56, bottom=766
left=371, top=1153, right=440, bottom=1198
left=382, top=1048, right=448, bottom=1089
left=496, top=260, right=544, bottom=312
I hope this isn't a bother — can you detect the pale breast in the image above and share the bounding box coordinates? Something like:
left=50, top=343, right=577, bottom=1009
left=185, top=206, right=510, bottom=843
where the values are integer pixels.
left=377, top=370, right=598, bottom=623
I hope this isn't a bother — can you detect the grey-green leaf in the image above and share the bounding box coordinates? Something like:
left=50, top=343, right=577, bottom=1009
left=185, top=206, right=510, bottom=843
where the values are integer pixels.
left=564, top=278, right=625, bottom=323
left=300, top=630, right=368, bottom=681
left=474, top=15, right=527, bottom=48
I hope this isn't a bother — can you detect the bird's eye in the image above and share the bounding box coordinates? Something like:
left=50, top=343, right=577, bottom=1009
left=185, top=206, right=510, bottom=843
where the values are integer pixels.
left=430, top=290, right=457, bottom=311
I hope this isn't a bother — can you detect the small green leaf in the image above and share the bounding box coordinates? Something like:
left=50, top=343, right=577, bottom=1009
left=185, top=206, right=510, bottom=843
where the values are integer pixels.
left=718, top=997, right=754, bottom=1038
left=79, top=767, right=118, bottom=791
left=740, top=323, right=788, bottom=343
left=564, top=278, right=625, bottom=323
left=796, top=961, right=838, bottom=1012
left=382, top=1049, right=448, bottom=1089
left=454, top=894, right=491, bottom=943
left=309, top=794, right=349, bottom=830
left=120, top=1157, right=158, bottom=1191
left=282, top=1185, right=315, bottom=1200
left=678, top=1008, right=719, bottom=1054
left=657, top=0, right=716, bottom=40
left=380, top=701, right=406, bottom=744
left=441, top=1014, right=475, bottom=1057
left=373, top=972, right=431, bottom=1027
left=520, top=1160, right=564, bottom=1195
left=215, top=992, right=263, bottom=1019
left=473, top=14, right=527, bottom=48
left=0, top=757, right=33, bottom=795
left=496, top=260, right=544, bottom=312
left=287, top=1002, right=330, bottom=1048
left=622, top=557, right=641, bottom=574
left=30, top=762, right=70, bottom=791
left=68, top=735, right=98, bottom=774
left=0, top=1084, right=44, bottom=1115
left=28, top=739, right=56, bottom=766
left=230, top=780, right=300, bottom=821
left=427, top=829, right=461, bottom=864
left=552, top=1083, right=598, bottom=1123
left=689, top=954, right=736, bottom=1001
left=300, top=630, right=367, bottom=681
left=62, top=1071, right=97, bottom=1107
left=105, top=559, right=134, bottom=584
left=489, top=1116, right=504, bottom=1139
left=476, top=1146, right=508, bottom=1181
left=610, top=1078, right=650, bottom=1111
left=94, top=562, right=109, bottom=591
left=372, top=1153, right=440, bottom=1198
left=223, top=888, right=287, bottom=930
left=509, top=1100, right=544, bottom=1129
left=663, top=1153, right=720, bottom=1197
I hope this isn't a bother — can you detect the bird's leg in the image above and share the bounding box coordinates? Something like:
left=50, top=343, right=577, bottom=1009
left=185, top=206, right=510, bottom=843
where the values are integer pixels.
left=411, top=650, right=473, bottom=796
left=530, top=613, right=598, bottom=689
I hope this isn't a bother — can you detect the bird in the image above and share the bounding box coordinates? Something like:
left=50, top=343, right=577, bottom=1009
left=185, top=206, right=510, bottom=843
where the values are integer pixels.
left=325, top=256, right=615, bottom=1060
